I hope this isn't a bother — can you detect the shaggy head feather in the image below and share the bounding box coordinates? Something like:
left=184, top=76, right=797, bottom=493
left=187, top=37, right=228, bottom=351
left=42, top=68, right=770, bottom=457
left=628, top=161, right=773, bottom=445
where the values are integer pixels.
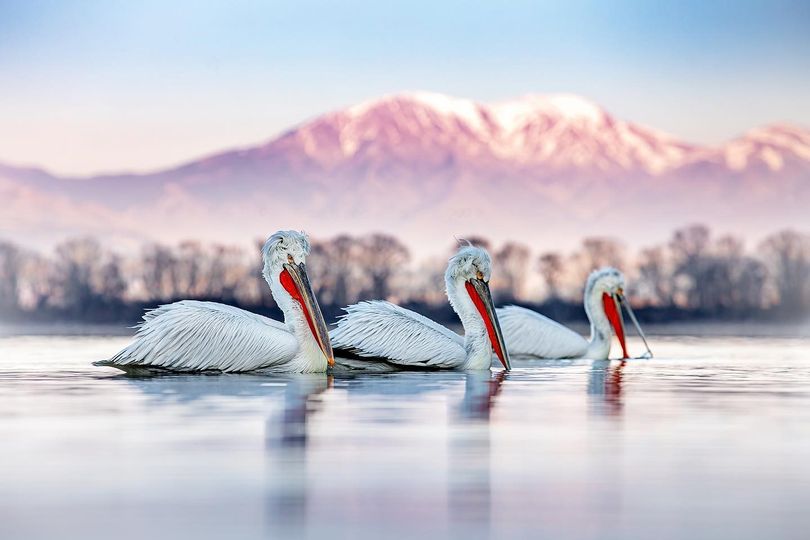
left=261, top=230, right=311, bottom=282
left=445, top=245, right=493, bottom=283
left=584, top=267, right=626, bottom=298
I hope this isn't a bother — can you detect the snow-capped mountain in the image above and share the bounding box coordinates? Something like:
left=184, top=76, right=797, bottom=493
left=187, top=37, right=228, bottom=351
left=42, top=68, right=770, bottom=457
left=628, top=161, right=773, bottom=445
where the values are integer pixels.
left=180, top=92, right=701, bottom=178
left=681, top=124, right=810, bottom=173
left=2, top=92, right=809, bottom=255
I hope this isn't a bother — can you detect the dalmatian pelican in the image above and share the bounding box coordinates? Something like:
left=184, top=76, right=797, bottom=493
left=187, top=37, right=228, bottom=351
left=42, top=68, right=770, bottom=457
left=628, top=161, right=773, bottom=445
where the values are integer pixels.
left=330, top=244, right=511, bottom=371
left=95, top=230, right=334, bottom=373
left=498, top=267, right=652, bottom=360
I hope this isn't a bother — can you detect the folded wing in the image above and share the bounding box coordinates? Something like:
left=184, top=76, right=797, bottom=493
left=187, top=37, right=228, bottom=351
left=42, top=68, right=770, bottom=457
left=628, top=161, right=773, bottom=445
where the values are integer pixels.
left=96, top=300, right=298, bottom=372
left=330, top=301, right=465, bottom=369
left=497, top=305, right=588, bottom=359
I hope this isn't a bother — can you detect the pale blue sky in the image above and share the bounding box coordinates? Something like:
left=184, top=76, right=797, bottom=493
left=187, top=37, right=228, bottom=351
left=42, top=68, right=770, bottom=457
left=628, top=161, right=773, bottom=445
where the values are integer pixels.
left=1, top=0, right=808, bottom=175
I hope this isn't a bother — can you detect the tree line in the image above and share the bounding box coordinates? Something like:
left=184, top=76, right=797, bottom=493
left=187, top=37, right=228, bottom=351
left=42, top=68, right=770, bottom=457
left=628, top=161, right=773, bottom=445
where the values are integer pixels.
left=1, top=225, right=809, bottom=323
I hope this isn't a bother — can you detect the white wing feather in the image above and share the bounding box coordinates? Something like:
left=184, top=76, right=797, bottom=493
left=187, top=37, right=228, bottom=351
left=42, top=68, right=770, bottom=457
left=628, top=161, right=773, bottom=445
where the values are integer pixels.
left=100, top=300, right=298, bottom=372
left=497, top=305, right=588, bottom=359
left=330, top=301, right=465, bottom=369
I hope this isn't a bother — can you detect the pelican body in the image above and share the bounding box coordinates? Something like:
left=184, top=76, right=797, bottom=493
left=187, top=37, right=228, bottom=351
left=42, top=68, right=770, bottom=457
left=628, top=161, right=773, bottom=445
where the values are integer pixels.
left=498, top=267, right=651, bottom=360
left=95, top=230, right=334, bottom=373
left=330, top=245, right=511, bottom=371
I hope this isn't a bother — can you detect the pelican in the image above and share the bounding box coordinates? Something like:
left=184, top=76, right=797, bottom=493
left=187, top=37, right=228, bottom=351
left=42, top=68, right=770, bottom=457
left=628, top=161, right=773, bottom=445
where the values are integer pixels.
left=498, top=267, right=652, bottom=360
left=95, top=230, right=334, bottom=373
left=330, top=245, right=511, bottom=371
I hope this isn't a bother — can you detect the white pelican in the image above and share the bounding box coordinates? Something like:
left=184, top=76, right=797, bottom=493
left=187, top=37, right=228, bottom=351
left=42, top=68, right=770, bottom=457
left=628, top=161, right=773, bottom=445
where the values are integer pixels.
left=95, top=230, right=334, bottom=373
left=498, top=267, right=652, bottom=360
left=330, top=245, right=511, bottom=371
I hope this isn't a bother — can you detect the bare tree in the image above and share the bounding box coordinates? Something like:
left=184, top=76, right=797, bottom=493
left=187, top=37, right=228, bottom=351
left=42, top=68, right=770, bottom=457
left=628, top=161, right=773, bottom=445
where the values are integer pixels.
left=96, top=255, right=127, bottom=301
left=670, top=224, right=711, bottom=264
left=699, top=257, right=736, bottom=313
left=636, top=247, right=671, bottom=306
left=361, top=234, right=410, bottom=300
left=207, top=244, right=252, bottom=301
left=313, top=235, right=367, bottom=306
left=538, top=252, right=564, bottom=301
left=759, top=230, right=810, bottom=314
left=50, top=238, right=128, bottom=314
left=3, top=225, right=809, bottom=322
left=580, top=237, right=625, bottom=270
left=17, top=251, right=56, bottom=311
left=175, top=241, right=205, bottom=297
left=53, top=238, right=103, bottom=310
left=0, top=241, right=22, bottom=313
left=493, top=242, right=529, bottom=302
left=733, top=257, right=768, bottom=311
left=666, top=229, right=765, bottom=314
left=669, top=224, right=712, bottom=309
left=714, top=235, right=744, bottom=259
left=141, top=244, right=179, bottom=301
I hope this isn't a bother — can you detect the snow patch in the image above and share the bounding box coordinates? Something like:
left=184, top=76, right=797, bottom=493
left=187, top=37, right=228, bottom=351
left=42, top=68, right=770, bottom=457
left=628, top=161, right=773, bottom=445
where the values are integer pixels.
left=491, top=94, right=606, bottom=131
left=313, top=92, right=810, bottom=175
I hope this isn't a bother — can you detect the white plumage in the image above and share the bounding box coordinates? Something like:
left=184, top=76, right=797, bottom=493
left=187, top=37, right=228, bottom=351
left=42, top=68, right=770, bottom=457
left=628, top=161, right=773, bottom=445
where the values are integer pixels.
left=96, top=230, right=334, bottom=373
left=496, top=305, right=588, bottom=358
left=331, top=245, right=511, bottom=371
left=498, top=267, right=639, bottom=360
left=332, top=301, right=465, bottom=369
left=104, top=301, right=298, bottom=372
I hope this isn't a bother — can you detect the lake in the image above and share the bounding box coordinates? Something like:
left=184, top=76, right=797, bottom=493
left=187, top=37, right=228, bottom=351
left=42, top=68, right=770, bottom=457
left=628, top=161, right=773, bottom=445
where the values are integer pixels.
left=1, top=328, right=809, bottom=539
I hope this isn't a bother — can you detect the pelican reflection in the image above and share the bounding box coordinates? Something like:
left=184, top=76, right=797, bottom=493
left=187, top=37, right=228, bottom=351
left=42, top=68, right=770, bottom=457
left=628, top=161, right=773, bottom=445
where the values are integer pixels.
left=449, top=370, right=506, bottom=537
left=588, top=359, right=626, bottom=416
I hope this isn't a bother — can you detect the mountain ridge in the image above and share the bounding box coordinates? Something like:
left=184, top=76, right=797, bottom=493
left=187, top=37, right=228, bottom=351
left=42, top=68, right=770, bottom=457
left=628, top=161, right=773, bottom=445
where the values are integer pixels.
left=2, top=91, right=809, bottom=256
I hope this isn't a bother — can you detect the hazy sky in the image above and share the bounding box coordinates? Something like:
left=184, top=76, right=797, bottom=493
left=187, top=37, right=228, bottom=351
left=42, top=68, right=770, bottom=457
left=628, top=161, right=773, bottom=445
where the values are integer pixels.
left=1, top=0, right=809, bottom=175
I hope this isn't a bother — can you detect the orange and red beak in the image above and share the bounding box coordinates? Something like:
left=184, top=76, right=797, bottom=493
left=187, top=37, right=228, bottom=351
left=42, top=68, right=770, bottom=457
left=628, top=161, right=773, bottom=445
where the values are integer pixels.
left=280, top=262, right=335, bottom=367
left=602, top=288, right=653, bottom=359
left=602, top=291, right=629, bottom=359
left=465, top=278, right=512, bottom=370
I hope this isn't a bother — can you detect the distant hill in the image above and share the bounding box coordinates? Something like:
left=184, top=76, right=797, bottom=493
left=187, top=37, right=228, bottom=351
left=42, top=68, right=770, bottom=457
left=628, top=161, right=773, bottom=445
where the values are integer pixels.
left=3, top=92, right=809, bottom=255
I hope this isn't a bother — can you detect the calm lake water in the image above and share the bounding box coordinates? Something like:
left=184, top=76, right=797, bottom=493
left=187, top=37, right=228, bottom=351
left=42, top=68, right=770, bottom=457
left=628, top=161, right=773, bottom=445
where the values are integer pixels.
left=1, top=328, right=810, bottom=539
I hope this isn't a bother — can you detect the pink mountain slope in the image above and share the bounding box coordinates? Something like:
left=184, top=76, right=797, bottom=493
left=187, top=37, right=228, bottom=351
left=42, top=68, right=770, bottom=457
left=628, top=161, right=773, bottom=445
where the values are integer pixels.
left=2, top=92, right=809, bottom=255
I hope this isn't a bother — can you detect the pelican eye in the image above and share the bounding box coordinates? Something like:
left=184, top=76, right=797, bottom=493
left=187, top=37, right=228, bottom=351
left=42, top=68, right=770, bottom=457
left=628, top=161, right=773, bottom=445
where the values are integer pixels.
left=476, top=270, right=484, bottom=281
left=287, top=254, right=294, bottom=264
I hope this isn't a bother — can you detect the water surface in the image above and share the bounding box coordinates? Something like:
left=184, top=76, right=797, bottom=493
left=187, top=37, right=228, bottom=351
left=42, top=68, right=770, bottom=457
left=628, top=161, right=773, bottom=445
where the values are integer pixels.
left=1, top=332, right=809, bottom=539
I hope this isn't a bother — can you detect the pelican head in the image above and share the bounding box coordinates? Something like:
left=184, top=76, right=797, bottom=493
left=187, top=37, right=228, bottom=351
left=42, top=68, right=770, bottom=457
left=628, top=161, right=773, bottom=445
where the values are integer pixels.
left=587, top=267, right=626, bottom=298
left=262, top=230, right=334, bottom=367
left=584, top=267, right=649, bottom=359
left=445, top=245, right=511, bottom=370
left=584, top=267, right=628, bottom=358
